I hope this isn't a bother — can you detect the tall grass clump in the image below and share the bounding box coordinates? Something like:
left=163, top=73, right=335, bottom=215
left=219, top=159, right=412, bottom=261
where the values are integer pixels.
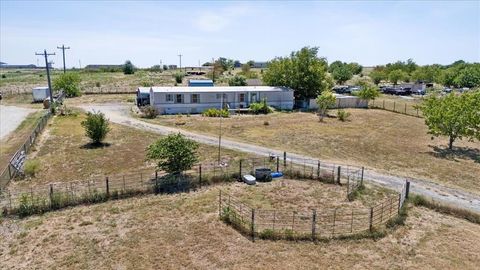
left=202, top=108, right=229, bottom=117
left=24, top=159, right=40, bottom=177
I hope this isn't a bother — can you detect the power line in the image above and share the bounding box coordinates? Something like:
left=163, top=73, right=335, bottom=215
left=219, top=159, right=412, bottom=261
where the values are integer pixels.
left=57, top=44, right=70, bottom=73
left=35, top=50, right=55, bottom=109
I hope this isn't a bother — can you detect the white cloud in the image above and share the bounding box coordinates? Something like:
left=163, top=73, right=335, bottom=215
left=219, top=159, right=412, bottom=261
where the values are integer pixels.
left=194, top=4, right=251, bottom=32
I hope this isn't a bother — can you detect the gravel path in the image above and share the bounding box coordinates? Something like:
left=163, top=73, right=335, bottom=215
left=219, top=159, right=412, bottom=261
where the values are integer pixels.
left=0, top=105, right=37, bottom=140
left=79, top=104, right=480, bottom=214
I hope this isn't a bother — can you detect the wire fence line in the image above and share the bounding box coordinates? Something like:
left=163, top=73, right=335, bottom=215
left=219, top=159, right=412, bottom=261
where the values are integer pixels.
left=369, top=99, right=423, bottom=118
left=0, top=111, right=51, bottom=187
left=219, top=181, right=410, bottom=242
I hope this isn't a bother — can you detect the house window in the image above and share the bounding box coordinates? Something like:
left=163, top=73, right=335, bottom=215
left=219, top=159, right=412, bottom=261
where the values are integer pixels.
left=216, top=93, right=227, bottom=100
left=166, top=94, right=173, bottom=102
left=175, top=94, right=184, bottom=104
left=239, top=93, right=245, bottom=102
left=191, top=94, right=200, bottom=104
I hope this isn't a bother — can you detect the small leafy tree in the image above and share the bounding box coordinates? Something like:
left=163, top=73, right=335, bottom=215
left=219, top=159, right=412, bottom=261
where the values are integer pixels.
left=316, top=90, right=336, bottom=122
left=388, top=69, right=408, bottom=85
left=146, top=133, right=199, bottom=174
left=357, top=83, right=380, bottom=105
left=332, top=65, right=353, bottom=84
left=123, top=60, right=135, bottom=75
left=421, top=90, right=480, bottom=150
left=369, top=69, right=386, bottom=85
left=81, top=111, right=111, bottom=144
left=228, top=75, right=247, bottom=86
left=53, top=72, right=81, bottom=97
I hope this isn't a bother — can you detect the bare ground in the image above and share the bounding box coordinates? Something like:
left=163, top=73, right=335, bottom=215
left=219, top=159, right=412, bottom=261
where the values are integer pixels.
left=0, top=183, right=479, bottom=269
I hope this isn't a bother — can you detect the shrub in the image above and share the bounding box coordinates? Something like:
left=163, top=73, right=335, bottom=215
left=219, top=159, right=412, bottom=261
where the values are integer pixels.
left=142, top=106, right=158, bottom=119
left=123, top=60, right=135, bottom=74
left=228, top=75, right=247, bottom=86
left=202, top=108, right=229, bottom=117
left=259, top=229, right=276, bottom=240
left=53, top=72, right=81, bottom=97
left=24, top=159, right=40, bottom=177
left=174, top=73, right=184, bottom=84
left=81, top=111, right=111, bottom=144
left=95, top=82, right=101, bottom=87
left=1, top=74, right=6, bottom=78
left=146, top=133, right=199, bottom=174
left=141, top=81, right=153, bottom=87
left=249, top=98, right=273, bottom=114
left=263, top=120, right=269, bottom=126
left=337, top=109, right=351, bottom=121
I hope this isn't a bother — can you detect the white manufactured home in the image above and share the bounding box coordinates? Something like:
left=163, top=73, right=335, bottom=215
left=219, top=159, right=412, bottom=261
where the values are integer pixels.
left=142, top=86, right=294, bottom=114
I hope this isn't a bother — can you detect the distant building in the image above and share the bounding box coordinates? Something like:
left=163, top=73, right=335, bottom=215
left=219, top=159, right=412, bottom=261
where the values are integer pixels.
left=168, top=65, right=178, bottom=70
left=188, top=79, right=214, bottom=87
left=0, top=62, right=40, bottom=69
left=253, top=62, right=268, bottom=68
left=84, top=64, right=123, bottom=70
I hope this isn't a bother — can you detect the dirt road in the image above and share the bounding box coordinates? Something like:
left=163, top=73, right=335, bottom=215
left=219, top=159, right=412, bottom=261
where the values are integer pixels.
left=79, top=104, right=480, bottom=214
left=0, top=105, right=36, bottom=140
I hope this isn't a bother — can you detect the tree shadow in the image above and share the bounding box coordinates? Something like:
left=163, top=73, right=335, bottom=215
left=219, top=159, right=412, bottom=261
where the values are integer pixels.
left=428, top=145, right=480, bottom=163
left=80, top=142, right=112, bottom=149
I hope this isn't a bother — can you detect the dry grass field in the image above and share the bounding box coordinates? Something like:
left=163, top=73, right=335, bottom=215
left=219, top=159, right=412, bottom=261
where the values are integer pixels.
left=0, top=183, right=479, bottom=269
left=7, top=111, right=253, bottom=191
left=144, top=109, right=480, bottom=193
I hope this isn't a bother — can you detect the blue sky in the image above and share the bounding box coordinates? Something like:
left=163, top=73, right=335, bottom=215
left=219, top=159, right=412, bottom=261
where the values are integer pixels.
left=1, top=1, right=479, bottom=68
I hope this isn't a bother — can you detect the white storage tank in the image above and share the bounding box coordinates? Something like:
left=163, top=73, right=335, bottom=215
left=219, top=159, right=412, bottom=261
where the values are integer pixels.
left=32, top=87, right=50, bottom=102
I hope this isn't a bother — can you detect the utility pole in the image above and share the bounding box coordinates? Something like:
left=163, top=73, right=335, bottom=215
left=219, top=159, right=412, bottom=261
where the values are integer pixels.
left=212, top=57, right=215, bottom=82
left=35, top=50, right=55, bottom=109
left=57, top=44, right=70, bottom=73
left=178, top=53, right=182, bottom=69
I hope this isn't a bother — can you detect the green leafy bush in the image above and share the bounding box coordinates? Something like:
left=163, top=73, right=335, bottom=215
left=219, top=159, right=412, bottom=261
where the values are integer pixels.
left=24, top=159, right=40, bottom=177
left=337, top=109, right=351, bottom=122
left=123, top=60, right=135, bottom=74
left=249, top=98, right=273, bottom=114
left=174, top=73, right=184, bottom=84
left=53, top=72, right=81, bottom=97
left=81, top=111, right=111, bottom=144
left=202, top=108, right=229, bottom=117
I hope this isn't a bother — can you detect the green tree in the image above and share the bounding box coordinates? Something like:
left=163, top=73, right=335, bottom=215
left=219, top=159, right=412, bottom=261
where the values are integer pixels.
left=316, top=90, right=336, bottom=122
left=241, top=64, right=251, bottom=73
left=369, top=69, right=386, bottom=85
left=388, top=69, right=408, bottom=85
left=411, top=65, right=441, bottom=83
left=328, top=60, right=344, bottom=73
left=228, top=75, right=247, bottom=86
left=332, top=65, right=353, bottom=84
left=123, top=60, right=135, bottom=75
left=81, top=111, right=111, bottom=144
left=53, top=72, right=81, bottom=97
left=439, top=68, right=456, bottom=87
left=263, top=46, right=330, bottom=100
left=357, top=83, right=380, bottom=104
left=455, top=65, right=480, bottom=88
left=421, top=91, right=480, bottom=150
left=146, top=133, right=199, bottom=174
left=347, top=62, right=363, bottom=75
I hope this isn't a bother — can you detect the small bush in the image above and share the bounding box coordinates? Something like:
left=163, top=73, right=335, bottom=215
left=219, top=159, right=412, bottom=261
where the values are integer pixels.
left=141, top=81, right=153, bottom=87
left=1, top=74, right=6, bottom=79
left=174, top=73, right=184, bottom=84
left=24, top=159, right=40, bottom=177
left=337, top=109, right=351, bottom=122
left=81, top=111, right=111, bottom=144
left=95, top=82, right=101, bottom=87
left=259, top=229, right=276, bottom=240
left=142, top=106, right=158, bottom=119
left=202, top=108, right=229, bottom=117
left=249, top=98, right=273, bottom=114
left=263, top=121, right=269, bottom=126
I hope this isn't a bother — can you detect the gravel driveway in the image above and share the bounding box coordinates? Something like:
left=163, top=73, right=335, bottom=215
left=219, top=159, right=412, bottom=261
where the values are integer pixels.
left=79, top=103, right=480, bottom=214
left=0, top=105, right=37, bottom=140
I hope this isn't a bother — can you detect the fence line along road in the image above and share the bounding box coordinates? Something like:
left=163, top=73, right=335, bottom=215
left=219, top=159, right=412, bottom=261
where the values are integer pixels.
left=77, top=104, right=480, bottom=214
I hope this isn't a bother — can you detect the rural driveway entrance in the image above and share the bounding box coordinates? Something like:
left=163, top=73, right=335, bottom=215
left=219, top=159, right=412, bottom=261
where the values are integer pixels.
left=0, top=105, right=37, bottom=140
left=79, top=103, right=480, bottom=214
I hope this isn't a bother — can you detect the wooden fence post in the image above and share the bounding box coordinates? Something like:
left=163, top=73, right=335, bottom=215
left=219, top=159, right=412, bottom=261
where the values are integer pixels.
left=382, top=100, right=385, bottom=109
left=317, top=161, right=320, bottom=179
left=360, top=167, right=364, bottom=186
left=276, top=156, right=279, bottom=172
left=405, top=181, right=410, bottom=199
left=105, top=177, right=109, bottom=197
left=369, top=207, right=374, bottom=232
left=312, top=209, right=317, bottom=241
left=283, top=152, right=287, bottom=168
left=398, top=193, right=402, bottom=214
left=393, top=101, right=396, bottom=112
left=239, top=159, right=243, bottom=179
left=49, top=184, right=54, bottom=207
left=251, top=209, right=255, bottom=242
left=337, top=166, right=341, bottom=185
left=199, top=165, right=202, bottom=187
left=404, top=103, right=407, bottom=114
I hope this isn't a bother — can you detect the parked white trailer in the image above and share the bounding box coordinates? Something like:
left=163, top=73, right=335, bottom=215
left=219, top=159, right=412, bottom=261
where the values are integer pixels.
left=32, top=87, right=50, bottom=102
